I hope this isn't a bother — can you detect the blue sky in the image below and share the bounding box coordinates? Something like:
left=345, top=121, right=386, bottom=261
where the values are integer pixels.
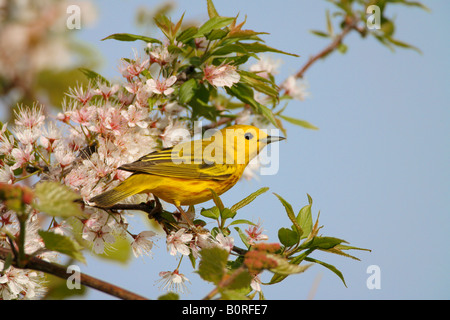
left=71, top=0, right=450, bottom=300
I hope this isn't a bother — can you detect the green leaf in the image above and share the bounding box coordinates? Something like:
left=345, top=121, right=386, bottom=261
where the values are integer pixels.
left=225, top=268, right=253, bottom=290
left=326, top=9, right=334, bottom=37
left=196, top=16, right=235, bottom=38
left=206, top=0, right=220, bottom=18
left=37, top=68, right=92, bottom=107
left=398, top=0, right=430, bottom=12
left=380, top=19, right=395, bottom=37
left=176, top=26, right=198, bottom=43
left=213, top=55, right=250, bottom=67
left=220, top=289, right=251, bottom=300
left=385, top=36, right=422, bottom=54
left=188, top=252, right=197, bottom=269
left=226, top=30, right=269, bottom=40
left=273, top=193, right=303, bottom=238
left=158, top=292, right=179, bottom=300
left=44, top=274, right=87, bottom=299
left=208, top=188, right=224, bottom=211
left=1, top=252, right=13, bottom=273
left=220, top=208, right=235, bottom=220
left=337, top=43, right=348, bottom=54
left=372, top=34, right=395, bottom=52
left=255, top=104, right=278, bottom=128
left=309, top=30, right=330, bottom=38
left=179, top=78, right=198, bottom=104
left=78, top=68, right=110, bottom=86
left=153, top=14, right=173, bottom=39
left=305, top=257, right=347, bottom=287
left=335, top=244, right=372, bottom=253
left=279, top=114, right=319, bottom=130
left=228, top=219, right=256, bottom=226
left=234, top=226, right=251, bottom=249
left=198, top=247, right=229, bottom=284
left=324, top=244, right=371, bottom=261
left=268, top=254, right=312, bottom=276
left=211, top=43, right=247, bottom=56
left=200, top=206, right=220, bottom=220
left=38, top=230, right=85, bottom=263
left=238, top=42, right=299, bottom=57
left=96, top=235, right=132, bottom=264
left=297, top=203, right=312, bottom=240
left=307, top=236, right=348, bottom=250
left=267, top=249, right=313, bottom=284
left=307, top=193, right=313, bottom=205
left=206, top=28, right=229, bottom=41
left=239, top=70, right=279, bottom=98
left=226, top=82, right=278, bottom=126
left=34, top=182, right=82, bottom=218
left=278, top=227, right=299, bottom=247
left=230, top=187, right=269, bottom=213
left=101, top=33, right=162, bottom=44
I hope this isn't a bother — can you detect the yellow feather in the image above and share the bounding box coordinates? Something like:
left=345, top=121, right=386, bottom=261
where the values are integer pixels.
left=90, top=125, right=284, bottom=207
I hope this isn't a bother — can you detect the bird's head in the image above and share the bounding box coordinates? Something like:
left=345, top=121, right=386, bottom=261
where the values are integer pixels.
left=215, top=125, right=285, bottom=165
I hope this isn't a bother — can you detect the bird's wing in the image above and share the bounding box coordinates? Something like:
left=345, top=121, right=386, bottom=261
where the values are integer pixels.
left=118, top=140, right=236, bottom=181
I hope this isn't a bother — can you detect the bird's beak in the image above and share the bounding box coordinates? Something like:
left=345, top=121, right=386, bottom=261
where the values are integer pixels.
left=261, top=135, right=286, bottom=144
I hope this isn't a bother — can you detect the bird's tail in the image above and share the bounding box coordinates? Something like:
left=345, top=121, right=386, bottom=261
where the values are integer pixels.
left=89, top=175, right=144, bottom=207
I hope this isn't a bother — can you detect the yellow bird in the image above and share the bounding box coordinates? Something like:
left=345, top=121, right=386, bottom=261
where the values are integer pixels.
left=90, top=125, right=284, bottom=213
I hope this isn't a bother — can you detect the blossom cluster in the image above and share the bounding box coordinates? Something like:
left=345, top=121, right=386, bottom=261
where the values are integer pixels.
left=0, top=38, right=285, bottom=298
left=0, top=210, right=55, bottom=299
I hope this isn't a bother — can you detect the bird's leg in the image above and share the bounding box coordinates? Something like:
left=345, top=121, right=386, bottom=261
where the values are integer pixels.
left=176, top=205, right=196, bottom=231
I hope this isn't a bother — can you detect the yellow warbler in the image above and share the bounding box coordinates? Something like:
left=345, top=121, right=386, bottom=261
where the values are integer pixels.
left=90, top=125, right=284, bottom=210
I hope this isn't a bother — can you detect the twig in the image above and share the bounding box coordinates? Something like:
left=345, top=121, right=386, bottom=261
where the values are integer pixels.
left=231, top=245, right=248, bottom=256
left=202, top=115, right=235, bottom=131
left=295, top=17, right=358, bottom=79
left=0, top=247, right=148, bottom=300
left=96, top=202, right=159, bottom=215
left=93, top=199, right=179, bottom=234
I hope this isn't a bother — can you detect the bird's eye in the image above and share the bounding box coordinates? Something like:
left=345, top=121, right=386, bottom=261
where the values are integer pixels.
left=244, top=132, right=253, bottom=140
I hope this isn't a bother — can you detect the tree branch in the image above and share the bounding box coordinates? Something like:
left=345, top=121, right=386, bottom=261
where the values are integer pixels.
left=0, top=247, right=148, bottom=300
left=295, top=16, right=359, bottom=79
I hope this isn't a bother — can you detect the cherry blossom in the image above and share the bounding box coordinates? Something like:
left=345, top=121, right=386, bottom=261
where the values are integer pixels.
left=14, top=127, right=40, bottom=145
left=160, top=120, right=190, bottom=148
left=119, top=50, right=149, bottom=79
left=215, top=233, right=234, bottom=253
left=82, top=219, right=116, bottom=255
left=131, top=231, right=157, bottom=258
left=148, top=44, right=175, bottom=66
left=249, top=54, right=282, bottom=79
left=166, top=228, right=193, bottom=256
left=157, top=270, right=190, bottom=293
left=0, top=164, right=15, bottom=184
left=14, top=104, right=45, bottom=129
left=10, top=144, right=35, bottom=170
left=250, top=275, right=262, bottom=292
left=245, top=221, right=269, bottom=245
left=121, top=105, right=149, bottom=129
left=94, top=83, right=120, bottom=100
left=0, top=263, right=44, bottom=300
left=203, top=64, right=240, bottom=87
left=54, top=146, right=76, bottom=168
left=146, top=76, right=177, bottom=96
left=280, top=75, right=310, bottom=101
left=66, top=84, right=95, bottom=106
